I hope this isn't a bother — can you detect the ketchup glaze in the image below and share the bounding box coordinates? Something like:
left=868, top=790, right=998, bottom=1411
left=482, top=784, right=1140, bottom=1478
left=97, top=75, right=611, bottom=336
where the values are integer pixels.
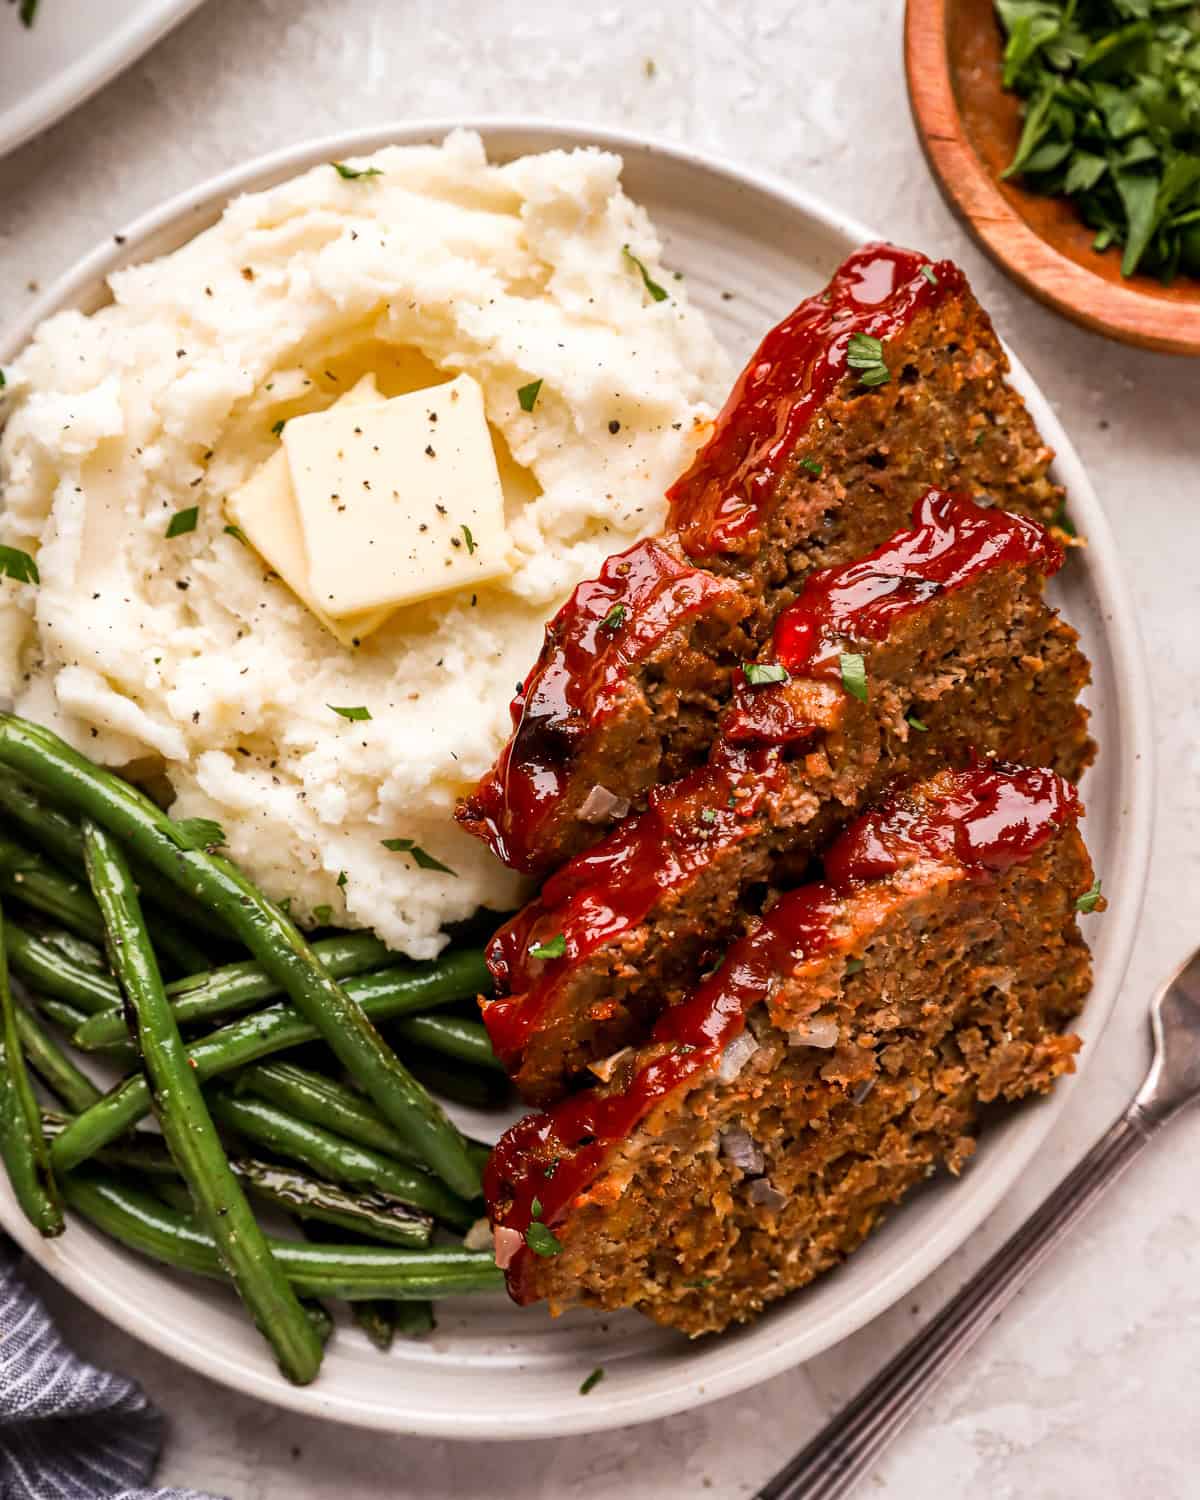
left=723, top=489, right=1063, bottom=743
left=667, top=244, right=962, bottom=558
left=457, top=539, right=740, bottom=875
left=485, top=764, right=1081, bottom=1302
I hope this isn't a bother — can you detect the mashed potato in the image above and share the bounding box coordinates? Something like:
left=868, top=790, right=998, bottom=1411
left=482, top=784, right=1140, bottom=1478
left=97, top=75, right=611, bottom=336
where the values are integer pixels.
left=0, top=130, right=729, bottom=958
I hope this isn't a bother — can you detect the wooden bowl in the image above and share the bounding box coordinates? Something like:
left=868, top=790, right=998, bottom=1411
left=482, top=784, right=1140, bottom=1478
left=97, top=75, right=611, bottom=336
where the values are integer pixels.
left=905, top=0, right=1200, bottom=355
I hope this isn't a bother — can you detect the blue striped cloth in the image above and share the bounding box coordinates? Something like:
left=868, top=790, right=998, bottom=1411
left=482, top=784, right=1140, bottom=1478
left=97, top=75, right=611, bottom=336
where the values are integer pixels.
left=0, top=1241, right=221, bottom=1499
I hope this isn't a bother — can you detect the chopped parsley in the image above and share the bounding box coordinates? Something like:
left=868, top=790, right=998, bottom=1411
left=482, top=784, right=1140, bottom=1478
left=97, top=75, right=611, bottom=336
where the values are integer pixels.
left=906, top=711, right=929, bottom=732
left=167, top=817, right=227, bottom=853
left=700, top=808, right=717, bottom=826
left=580, top=1367, right=605, bottom=1395
left=312, top=904, right=334, bottom=927
left=543, top=1157, right=560, bottom=1179
left=995, top=0, right=1200, bottom=281
left=840, top=651, right=869, bottom=702
left=846, top=332, right=891, bottom=387
left=0, top=369, right=6, bottom=388
left=0, top=546, right=39, bottom=585
left=1075, top=877, right=1103, bottom=913
left=919, top=263, right=939, bottom=286
left=845, top=957, right=866, bottom=974
left=271, top=418, right=287, bottom=436
left=166, top=506, right=199, bottom=538
left=683, top=1276, right=717, bottom=1289
left=622, top=245, right=669, bottom=302
left=461, top=523, right=476, bottom=555
left=799, top=457, right=823, bottom=476
left=336, top=870, right=348, bottom=888
left=529, top=932, right=567, bottom=961
left=601, top=602, right=627, bottom=632
left=743, top=661, right=790, bottom=687
left=1053, top=500, right=1078, bottom=537
left=328, top=704, right=372, bottom=721
left=517, top=378, right=543, bottom=412
left=14, top=0, right=37, bottom=26
left=331, top=161, right=382, bottom=180
left=526, top=1220, right=563, bottom=1257
left=223, top=524, right=249, bottom=545
left=530, top=1196, right=543, bottom=1218
left=380, top=838, right=457, bottom=876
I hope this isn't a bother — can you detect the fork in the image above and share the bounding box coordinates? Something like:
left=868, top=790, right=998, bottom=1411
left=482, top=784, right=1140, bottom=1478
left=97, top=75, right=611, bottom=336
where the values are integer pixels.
left=754, top=946, right=1200, bottom=1500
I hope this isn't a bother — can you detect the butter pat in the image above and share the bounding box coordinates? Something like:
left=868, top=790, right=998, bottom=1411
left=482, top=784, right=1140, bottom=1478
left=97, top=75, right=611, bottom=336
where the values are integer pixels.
left=226, top=376, right=395, bottom=646
left=285, top=373, right=512, bottom=616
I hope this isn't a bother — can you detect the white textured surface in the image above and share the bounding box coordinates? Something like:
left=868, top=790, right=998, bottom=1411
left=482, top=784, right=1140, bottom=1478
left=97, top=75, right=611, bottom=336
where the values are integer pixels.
left=0, top=2, right=1196, bottom=1495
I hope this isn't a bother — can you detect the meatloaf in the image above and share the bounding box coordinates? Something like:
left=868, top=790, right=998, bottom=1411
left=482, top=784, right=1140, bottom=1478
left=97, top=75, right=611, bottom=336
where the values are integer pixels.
left=483, top=490, right=1093, bottom=1103
left=458, top=242, right=1064, bottom=877
left=484, top=763, right=1095, bottom=1336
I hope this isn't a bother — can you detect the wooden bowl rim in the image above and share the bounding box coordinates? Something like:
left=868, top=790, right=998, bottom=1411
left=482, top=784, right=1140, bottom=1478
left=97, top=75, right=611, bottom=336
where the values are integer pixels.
left=904, top=0, right=1200, bottom=355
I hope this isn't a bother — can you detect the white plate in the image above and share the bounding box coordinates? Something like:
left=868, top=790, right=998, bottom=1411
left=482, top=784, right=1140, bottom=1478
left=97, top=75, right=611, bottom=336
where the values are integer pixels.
left=0, top=0, right=205, bottom=159
left=0, top=120, right=1154, bottom=1439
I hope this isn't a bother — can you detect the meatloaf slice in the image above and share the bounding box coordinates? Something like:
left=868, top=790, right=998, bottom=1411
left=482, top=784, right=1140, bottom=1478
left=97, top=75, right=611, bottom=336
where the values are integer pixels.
left=484, top=763, right=1095, bottom=1336
left=458, top=243, right=1064, bottom=878
left=483, top=491, right=1092, bottom=1103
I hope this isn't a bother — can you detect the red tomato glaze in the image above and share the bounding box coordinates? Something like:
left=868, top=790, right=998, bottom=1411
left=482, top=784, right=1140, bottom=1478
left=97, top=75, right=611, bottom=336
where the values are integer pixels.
left=456, top=539, right=739, bottom=875
left=666, top=244, right=963, bottom=558
left=485, top=763, right=1080, bottom=1301
left=723, top=489, right=1063, bottom=743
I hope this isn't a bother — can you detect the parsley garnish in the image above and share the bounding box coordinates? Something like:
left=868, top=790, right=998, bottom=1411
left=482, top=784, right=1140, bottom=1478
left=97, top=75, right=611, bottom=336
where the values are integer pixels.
left=271, top=419, right=286, bottom=437
left=906, top=711, right=929, bottom=732
left=312, top=904, right=333, bottom=927
left=683, top=1276, right=717, bottom=1289
left=380, top=838, right=457, bottom=876
left=743, top=661, right=790, bottom=687
left=0, top=546, right=39, bottom=585
left=530, top=933, right=567, bottom=960
left=332, top=161, right=382, bottom=180
left=531, top=1196, right=543, bottom=1218
left=167, top=817, right=227, bottom=853
left=461, top=524, right=476, bottom=555
left=517, top=379, right=543, bottom=413
left=845, top=957, right=866, bottom=975
left=0, top=369, right=6, bottom=388
left=622, top=245, right=669, bottom=302
left=329, top=704, right=372, bottom=721
left=15, top=0, right=37, bottom=26
left=1075, top=877, right=1103, bottom=913
left=996, top=2, right=1200, bottom=281
left=1053, top=500, right=1078, bottom=538
left=799, top=457, right=823, bottom=476
left=166, top=507, right=199, bottom=538
left=544, top=1157, right=560, bottom=1178
left=846, top=332, right=890, bottom=387
left=224, top=524, right=249, bottom=545
left=919, top=263, right=939, bottom=286
left=336, top=870, right=347, bottom=888
left=840, top=651, right=868, bottom=702
left=601, top=602, right=627, bottom=632
left=580, top=1367, right=605, bottom=1395
left=525, top=1221, right=563, bottom=1257
left=700, top=808, right=717, bottom=826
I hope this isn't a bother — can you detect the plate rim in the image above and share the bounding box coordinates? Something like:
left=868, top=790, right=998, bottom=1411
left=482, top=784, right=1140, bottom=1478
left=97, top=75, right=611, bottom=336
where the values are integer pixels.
left=0, top=116, right=1155, bottom=1439
left=0, top=0, right=208, bottom=161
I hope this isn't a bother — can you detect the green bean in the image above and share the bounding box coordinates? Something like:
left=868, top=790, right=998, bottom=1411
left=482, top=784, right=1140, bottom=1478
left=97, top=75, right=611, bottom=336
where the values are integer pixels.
left=154, top=1177, right=195, bottom=1216
left=391, top=1014, right=503, bottom=1072
left=0, top=834, right=105, bottom=941
left=206, top=1089, right=475, bottom=1229
left=407, top=1054, right=511, bottom=1111
left=0, top=715, right=480, bottom=1198
left=33, top=925, right=106, bottom=971
left=63, top=1171, right=505, bottom=1300
left=32, top=995, right=93, bottom=1036
left=75, top=933, right=394, bottom=1051
left=14, top=1006, right=101, bottom=1114
left=392, top=1300, right=435, bottom=1338
left=230, top=1157, right=433, bottom=1247
left=81, top=819, right=322, bottom=1386
left=235, top=1061, right=418, bottom=1163
left=0, top=765, right=229, bottom=942
left=7, top=921, right=120, bottom=1013
left=0, top=904, right=63, bottom=1235
left=45, top=1113, right=434, bottom=1248
left=50, top=949, right=487, bottom=1172
left=352, top=1301, right=397, bottom=1351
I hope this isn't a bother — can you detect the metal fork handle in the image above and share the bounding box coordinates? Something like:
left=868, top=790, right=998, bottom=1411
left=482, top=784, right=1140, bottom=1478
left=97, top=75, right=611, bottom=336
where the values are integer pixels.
left=755, top=1106, right=1158, bottom=1500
